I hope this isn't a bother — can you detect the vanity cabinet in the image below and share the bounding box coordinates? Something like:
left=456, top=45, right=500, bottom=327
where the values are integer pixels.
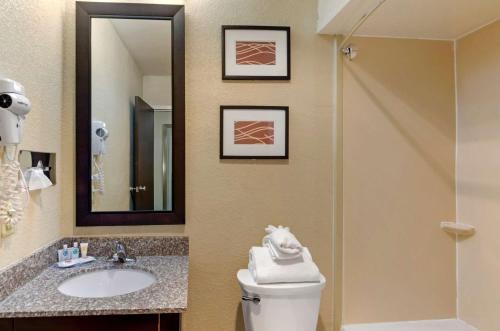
left=0, top=314, right=180, bottom=331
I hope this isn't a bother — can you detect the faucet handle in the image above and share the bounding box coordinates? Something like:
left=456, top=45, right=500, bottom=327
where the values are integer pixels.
left=108, top=241, right=135, bottom=263
left=109, top=242, right=122, bottom=261
left=116, top=241, right=126, bottom=252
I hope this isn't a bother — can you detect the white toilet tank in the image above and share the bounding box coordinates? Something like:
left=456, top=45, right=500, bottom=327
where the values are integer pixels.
left=237, top=269, right=326, bottom=331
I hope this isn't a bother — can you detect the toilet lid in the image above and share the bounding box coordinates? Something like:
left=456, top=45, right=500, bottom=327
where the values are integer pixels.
left=237, top=269, right=326, bottom=296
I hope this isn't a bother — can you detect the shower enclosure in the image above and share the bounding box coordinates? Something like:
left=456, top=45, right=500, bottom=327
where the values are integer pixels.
left=318, top=1, right=500, bottom=330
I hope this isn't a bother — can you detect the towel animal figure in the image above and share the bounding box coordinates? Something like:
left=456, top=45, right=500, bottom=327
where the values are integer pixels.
left=263, top=225, right=303, bottom=260
left=247, top=225, right=321, bottom=284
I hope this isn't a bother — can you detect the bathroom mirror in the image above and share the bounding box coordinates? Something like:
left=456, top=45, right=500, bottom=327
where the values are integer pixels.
left=76, top=2, right=185, bottom=226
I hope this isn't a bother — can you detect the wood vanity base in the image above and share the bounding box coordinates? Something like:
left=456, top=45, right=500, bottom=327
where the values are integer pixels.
left=0, top=313, right=180, bottom=331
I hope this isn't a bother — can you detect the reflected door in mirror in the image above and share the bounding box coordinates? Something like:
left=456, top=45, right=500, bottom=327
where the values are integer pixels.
left=133, top=96, right=154, bottom=210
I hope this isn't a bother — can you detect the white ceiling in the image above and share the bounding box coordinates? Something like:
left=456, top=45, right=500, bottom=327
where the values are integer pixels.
left=110, top=19, right=171, bottom=75
left=355, top=0, right=500, bottom=40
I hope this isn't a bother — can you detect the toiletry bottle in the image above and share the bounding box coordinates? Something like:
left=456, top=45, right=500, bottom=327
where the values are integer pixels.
left=71, top=242, right=80, bottom=259
left=57, top=248, right=64, bottom=262
left=62, top=244, right=71, bottom=262
left=80, top=242, right=88, bottom=258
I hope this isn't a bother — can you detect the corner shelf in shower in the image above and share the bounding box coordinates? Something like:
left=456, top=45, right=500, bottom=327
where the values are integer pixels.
left=440, top=221, right=475, bottom=236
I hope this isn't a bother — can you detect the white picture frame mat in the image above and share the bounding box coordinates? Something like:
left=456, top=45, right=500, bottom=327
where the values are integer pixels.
left=223, top=109, right=286, bottom=156
left=224, top=29, right=288, bottom=77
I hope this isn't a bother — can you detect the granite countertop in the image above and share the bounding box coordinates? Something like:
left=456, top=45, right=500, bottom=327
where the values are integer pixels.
left=0, top=256, right=188, bottom=318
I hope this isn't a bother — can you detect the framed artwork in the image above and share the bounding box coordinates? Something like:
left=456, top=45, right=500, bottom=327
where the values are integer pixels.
left=220, top=106, right=289, bottom=159
left=222, top=26, right=291, bottom=80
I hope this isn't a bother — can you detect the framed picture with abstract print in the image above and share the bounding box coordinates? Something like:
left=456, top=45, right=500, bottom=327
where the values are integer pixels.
left=222, top=26, right=291, bottom=80
left=220, top=106, right=289, bottom=159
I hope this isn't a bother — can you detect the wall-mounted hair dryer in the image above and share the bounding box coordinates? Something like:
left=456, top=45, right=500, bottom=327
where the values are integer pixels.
left=0, top=78, right=31, bottom=235
left=0, top=78, right=31, bottom=145
left=91, top=120, right=109, bottom=155
left=91, top=120, right=109, bottom=194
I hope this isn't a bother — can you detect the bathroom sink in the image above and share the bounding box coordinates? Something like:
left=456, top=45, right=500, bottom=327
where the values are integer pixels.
left=57, top=269, right=156, bottom=298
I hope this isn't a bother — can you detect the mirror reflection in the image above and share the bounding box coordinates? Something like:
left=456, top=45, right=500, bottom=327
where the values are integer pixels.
left=90, top=18, right=172, bottom=212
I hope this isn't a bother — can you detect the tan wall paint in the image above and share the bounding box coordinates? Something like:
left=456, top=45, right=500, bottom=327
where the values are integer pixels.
left=0, top=0, right=65, bottom=268
left=456, top=20, right=500, bottom=331
left=342, top=37, right=456, bottom=324
left=61, top=1, right=335, bottom=330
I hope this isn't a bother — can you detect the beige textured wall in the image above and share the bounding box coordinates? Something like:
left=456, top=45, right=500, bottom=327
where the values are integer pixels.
left=456, top=20, right=500, bottom=331
left=91, top=18, right=143, bottom=212
left=61, top=0, right=335, bottom=330
left=342, top=37, right=456, bottom=324
left=0, top=0, right=64, bottom=268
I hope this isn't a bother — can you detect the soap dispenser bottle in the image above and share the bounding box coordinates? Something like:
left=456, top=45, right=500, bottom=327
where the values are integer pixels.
left=71, top=242, right=80, bottom=259
left=63, top=244, right=71, bottom=262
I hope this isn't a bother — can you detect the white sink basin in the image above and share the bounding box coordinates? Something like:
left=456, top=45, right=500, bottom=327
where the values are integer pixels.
left=58, top=269, right=156, bottom=298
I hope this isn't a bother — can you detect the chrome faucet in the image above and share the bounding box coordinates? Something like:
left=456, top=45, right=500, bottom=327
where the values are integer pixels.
left=111, top=241, right=135, bottom=263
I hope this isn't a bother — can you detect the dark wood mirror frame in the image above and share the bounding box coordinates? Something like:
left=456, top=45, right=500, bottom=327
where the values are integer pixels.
left=75, top=2, right=185, bottom=226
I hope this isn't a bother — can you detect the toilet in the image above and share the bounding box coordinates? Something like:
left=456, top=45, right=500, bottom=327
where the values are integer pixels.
left=237, top=269, right=326, bottom=331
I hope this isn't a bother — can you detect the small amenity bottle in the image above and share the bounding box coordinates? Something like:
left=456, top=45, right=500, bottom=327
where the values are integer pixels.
left=63, top=244, right=71, bottom=262
left=71, top=242, right=80, bottom=259
left=80, top=242, right=88, bottom=258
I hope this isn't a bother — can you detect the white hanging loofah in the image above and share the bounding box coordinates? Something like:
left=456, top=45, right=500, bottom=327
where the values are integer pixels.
left=0, top=200, right=20, bottom=225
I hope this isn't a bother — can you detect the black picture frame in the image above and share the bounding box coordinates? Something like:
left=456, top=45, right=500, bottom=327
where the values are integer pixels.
left=220, top=106, right=289, bottom=159
left=75, top=2, right=185, bottom=226
left=222, top=25, right=291, bottom=80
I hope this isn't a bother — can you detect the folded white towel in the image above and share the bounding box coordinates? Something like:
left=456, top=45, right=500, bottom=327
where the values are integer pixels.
left=263, top=238, right=302, bottom=261
left=248, top=246, right=321, bottom=284
left=264, top=225, right=303, bottom=255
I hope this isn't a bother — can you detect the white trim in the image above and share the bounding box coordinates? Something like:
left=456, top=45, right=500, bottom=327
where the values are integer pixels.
left=342, top=319, right=478, bottom=331
left=453, top=38, right=460, bottom=319
left=332, top=36, right=344, bottom=331
left=152, top=105, right=172, bottom=112
left=331, top=37, right=338, bottom=331
left=344, top=18, right=500, bottom=42
left=352, top=33, right=453, bottom=41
